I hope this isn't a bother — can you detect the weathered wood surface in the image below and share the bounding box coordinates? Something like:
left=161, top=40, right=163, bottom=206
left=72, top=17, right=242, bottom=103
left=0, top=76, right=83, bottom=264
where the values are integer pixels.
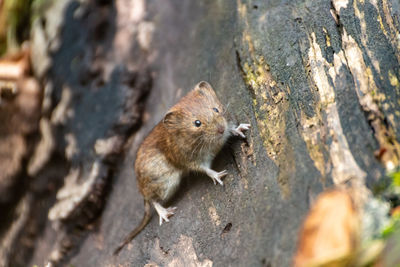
left=1, top=0, right=399, bottom=266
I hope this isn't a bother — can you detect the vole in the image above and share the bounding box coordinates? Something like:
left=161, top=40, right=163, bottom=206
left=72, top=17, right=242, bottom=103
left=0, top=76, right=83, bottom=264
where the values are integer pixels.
left=113, top=81, right=250, bottom=255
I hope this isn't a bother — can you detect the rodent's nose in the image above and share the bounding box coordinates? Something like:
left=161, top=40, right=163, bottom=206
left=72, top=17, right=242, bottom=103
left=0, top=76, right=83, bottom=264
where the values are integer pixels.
left=217, top=125, right=225, bottom=134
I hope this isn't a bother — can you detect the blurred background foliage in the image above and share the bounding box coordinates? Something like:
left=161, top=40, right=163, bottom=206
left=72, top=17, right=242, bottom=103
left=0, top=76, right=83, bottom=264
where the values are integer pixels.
left=0, top=0, right=49, bottom=56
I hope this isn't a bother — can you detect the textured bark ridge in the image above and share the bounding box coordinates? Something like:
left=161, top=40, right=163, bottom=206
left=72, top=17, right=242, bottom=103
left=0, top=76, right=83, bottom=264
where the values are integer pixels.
left=0, top=0, right=399, bottom=266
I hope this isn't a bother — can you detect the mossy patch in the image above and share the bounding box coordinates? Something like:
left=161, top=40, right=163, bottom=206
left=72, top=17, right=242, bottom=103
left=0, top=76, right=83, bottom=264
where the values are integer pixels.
left=238, top=50, right=293, bottom=197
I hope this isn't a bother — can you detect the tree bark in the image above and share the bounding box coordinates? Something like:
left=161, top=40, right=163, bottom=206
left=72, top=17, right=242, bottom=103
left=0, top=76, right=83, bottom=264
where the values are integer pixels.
left=1, top=0, right=399, bottom=266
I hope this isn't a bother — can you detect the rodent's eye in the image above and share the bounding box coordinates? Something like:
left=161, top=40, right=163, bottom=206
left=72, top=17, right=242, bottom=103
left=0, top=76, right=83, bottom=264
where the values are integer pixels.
left=213, top=107, right=219, bottom=113
left=194, top=120, right=202, bottom=127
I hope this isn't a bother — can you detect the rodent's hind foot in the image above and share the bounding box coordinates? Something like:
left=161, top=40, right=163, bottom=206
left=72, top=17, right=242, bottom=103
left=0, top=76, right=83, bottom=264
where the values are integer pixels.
left=203, top=167, right=227, bottom=186
left=231, top=123, right=251, bottom=138
left=153, top=201, right=177, bottom=225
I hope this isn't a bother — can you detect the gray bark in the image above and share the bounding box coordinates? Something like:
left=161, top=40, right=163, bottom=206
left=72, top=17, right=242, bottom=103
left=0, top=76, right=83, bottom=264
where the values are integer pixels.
left=1, top=0, right=399, bottom=266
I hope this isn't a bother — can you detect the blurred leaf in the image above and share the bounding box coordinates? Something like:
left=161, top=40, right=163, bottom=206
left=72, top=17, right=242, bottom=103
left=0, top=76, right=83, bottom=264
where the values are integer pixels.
left=381, top=213, right=400, bottom=239
left=392, top=171, right=400, bottom=187
left=0, top=0, right=33, bottom=56
left=294, top=189, right=360, bottom=267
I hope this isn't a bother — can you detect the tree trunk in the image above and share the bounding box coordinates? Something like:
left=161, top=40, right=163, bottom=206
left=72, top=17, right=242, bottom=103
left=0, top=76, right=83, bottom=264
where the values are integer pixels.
left=1, top=0, right=399, bottom=266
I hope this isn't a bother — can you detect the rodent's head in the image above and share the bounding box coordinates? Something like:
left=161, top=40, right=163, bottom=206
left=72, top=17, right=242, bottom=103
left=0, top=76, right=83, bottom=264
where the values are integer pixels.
left=163, top=81, right=229, bottom=150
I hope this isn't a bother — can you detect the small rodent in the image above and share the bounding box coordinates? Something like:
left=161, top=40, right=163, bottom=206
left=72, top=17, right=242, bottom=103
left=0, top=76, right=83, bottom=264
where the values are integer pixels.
left=113, top=81, right=250, bottom=255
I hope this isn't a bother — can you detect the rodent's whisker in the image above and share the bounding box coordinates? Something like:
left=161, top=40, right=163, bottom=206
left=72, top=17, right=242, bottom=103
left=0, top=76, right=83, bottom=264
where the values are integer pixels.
left=223, top=102, right=231, bottom=115
left=201, top=139, right=211, bottom=156
left=191, top=135, right=204, bottom=159
left=191, top=139, right=202, bottom=159
left=198, top=139, right=205, bottom=156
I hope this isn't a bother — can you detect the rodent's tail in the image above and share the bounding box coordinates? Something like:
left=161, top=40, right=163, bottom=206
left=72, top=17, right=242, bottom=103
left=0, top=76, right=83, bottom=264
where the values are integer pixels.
left=113, top=200, right=151, bottom=255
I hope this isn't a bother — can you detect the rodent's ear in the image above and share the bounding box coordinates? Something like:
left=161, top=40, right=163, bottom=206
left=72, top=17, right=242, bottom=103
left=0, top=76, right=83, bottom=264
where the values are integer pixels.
left=195, top=81, right=213, bottom=91
left=163, top=111, right=179, bottom=128
left=194, top=81, right=217, bottom=97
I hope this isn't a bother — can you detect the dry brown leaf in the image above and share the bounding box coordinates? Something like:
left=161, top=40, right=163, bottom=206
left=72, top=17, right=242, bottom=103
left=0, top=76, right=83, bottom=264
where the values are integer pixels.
left=0, top=47, right=30, bottom=80
left=294, top=189, right=360, bottom=267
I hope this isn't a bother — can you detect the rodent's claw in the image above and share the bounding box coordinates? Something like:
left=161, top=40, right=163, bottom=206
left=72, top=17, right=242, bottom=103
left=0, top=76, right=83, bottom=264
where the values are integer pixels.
left=154, top=202, right=177, bottom=226
left=212, top=170, right=227, bottom=186
left=240, top=123, right=251, bottom=130
left=232, top=123, right=251, bottom=138
left=212, top=177, right=223, bottom=186
left=159, top=216, right=168, bottom=225
left=203, top=167, right=228, bottom=186
left=159, top=207, right=177, bottom=225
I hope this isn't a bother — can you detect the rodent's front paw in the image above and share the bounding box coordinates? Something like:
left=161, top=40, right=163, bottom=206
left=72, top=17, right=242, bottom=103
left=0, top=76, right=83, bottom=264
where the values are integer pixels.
left=232, top=123, right=251, bottom=138
left=203, top=167, right=227, bottom=186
